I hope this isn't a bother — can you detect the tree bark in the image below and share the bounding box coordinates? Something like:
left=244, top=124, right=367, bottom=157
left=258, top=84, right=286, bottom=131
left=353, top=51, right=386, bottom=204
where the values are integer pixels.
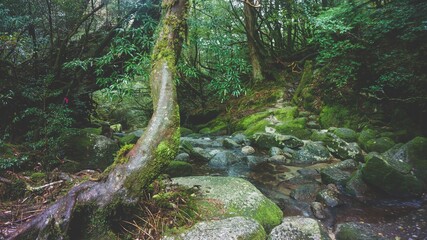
left=243, top=0, right=265, bottom=83
left=8, top=0, right=188, bottom=239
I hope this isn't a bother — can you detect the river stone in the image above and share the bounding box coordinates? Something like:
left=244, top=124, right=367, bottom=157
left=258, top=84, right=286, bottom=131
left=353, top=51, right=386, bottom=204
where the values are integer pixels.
left=175, top=152, right=190, bottom=162
left=172, top=176, right=283, bottom=232
left=320, top=168, right=351, bottom=186
left=270, top=147, right=284, bottom=156
left=181, top=137, right=215, bottom=148
left=268, top=155, right=289, bottom=165
left=335, top=222, right=382, bottom=240
left=268, top=216, right=331, bottom=240
left=242, top=146, right=256, bottom=155
left=290, top=183, right=320, bottom=201
left=317, top=188, right=340, bottom=207
left=252, top=133, right=303, bottom=150
left=163, top=217, right=266, bottom=240
left=365, top=137, right=395, bottom=153
left=245, top=155, right=266, bottom=169
left=333, top=128, right=358, bottom=142
left=223, top=138, right=240, bottom=149
left=191, top=147, right=212, bottom=162
left=361, top=155, right=424, bottom=197
left=310, top=202, right=326, bottom=219
left=330, top=159, right=358, bottom=171
left=325, top=133, right=363, bottom=161
left=292, top=141, right=331, bottom=165
left=232, top=133, right=250, bottom=145
left=209, top=151, right=240, bottom=169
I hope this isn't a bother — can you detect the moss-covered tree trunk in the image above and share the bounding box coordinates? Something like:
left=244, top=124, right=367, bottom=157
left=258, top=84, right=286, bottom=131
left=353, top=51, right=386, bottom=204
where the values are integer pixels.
left=8, top=0, right=188, bottom=239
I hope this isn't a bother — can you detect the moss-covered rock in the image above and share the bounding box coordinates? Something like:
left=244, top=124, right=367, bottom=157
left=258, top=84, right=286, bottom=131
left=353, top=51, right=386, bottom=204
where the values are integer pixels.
left=179, top=127, right=194, bottom=137
left=164, top=161, right=193, bottom=177
left=324, top=133, right=363, bottom=161
left=275, top=118, right=312, bottom=139
left=345, top=169, right=370, bottom=200
left=172, top=176, right=283, bottom=232
left=365, top=137, right=395, bottom=153
left=292, top=142, right=331, bottom=165
left=333, top=128, right=358, bottom=142
left=320, top=167, right=351, bottom=186
left=319, top=105, right=361, bottom=129
left=335, top=222, right=382, bottom=240
left=310, top=130, right=329, bottom=142
left=361, top=155, right=424, bottom=197
left=198, top=118, right=227, bottom=135
left=252, top=133, right=304, bottom=150
left=118, top=133, right=139, bottom=145
left=357, top=128, right=378, bottom=150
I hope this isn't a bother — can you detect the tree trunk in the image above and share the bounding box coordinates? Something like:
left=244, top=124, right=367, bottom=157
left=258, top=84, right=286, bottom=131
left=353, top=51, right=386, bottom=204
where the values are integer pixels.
left=8, top=0, right=188, bottom=239
left=243, top=0, right=265, bottom=83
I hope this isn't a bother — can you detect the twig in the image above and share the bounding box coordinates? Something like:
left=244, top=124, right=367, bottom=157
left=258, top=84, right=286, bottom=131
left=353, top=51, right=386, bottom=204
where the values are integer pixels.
left=26, top=180, right=63, bottom=192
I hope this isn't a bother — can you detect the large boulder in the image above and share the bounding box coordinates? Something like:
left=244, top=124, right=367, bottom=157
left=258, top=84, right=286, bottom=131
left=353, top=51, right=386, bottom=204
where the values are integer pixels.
left=164, top=161, right=193, bottom=177
left=172, top=176, right=283, bottom=232
left=163, top=217, right=266, bottom=240
left=333, top=128, right=358, bottom=143
left=320, top=168, right=351, bottom=186
left=361, top=154, right=424, bottom=197
left=292, top=141, right=331, bottom=165
left=345, top=169, right=370, bottom=200
left=357, top=128, right=378, bottom=151
left=252, top=133, right=303, bottom=150
left=268, top=216, right=331, bottom=240
left=335, top=222, right=383, bottom=240
left=365, top=137, right=395, bottom=153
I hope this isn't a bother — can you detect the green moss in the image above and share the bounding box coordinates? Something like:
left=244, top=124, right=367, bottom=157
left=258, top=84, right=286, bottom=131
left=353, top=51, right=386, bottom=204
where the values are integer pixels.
left=310, top=130, right=329, bottom=142
left=275, top=118, right=311, bottom=139
left=250, top=199, right=283, bottom=233
left=243, top=119, right=270, bottom=136
left=119, top=134, right=139, bottom=145
left=198, top=119, right=227, bottom=135
left=333, top=128, right=358, bottom=142
left=164, top=160, right=193, bottom=177
left=357, top=128, right=378, bottom=150
left=293, top=61, right=314, bottom=108
left=179, top=127, right=193, bottom=136
left=365, top=137, right=395, bottom=153
left=272, top=106, right=298, bottom=122
left=319, top=105, right=364, bottom=129
left=236, top=111, right=270, bottom=130
left=30, top=172, right=46, bottom=183
left=124, top=128, right=180, bottom=197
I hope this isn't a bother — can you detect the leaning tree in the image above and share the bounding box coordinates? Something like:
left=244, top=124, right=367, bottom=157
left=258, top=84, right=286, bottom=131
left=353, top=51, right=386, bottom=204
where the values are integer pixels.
left=9, top=0, right=188, bottom=238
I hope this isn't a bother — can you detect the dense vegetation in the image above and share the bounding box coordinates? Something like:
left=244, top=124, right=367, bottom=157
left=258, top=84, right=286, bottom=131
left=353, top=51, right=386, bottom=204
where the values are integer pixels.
left=0, top=0, right=426, bottom=238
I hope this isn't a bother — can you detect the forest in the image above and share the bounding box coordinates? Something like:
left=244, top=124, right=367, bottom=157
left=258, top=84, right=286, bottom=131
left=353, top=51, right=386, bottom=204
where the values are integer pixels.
left=0, top=0, right=426, bottom=239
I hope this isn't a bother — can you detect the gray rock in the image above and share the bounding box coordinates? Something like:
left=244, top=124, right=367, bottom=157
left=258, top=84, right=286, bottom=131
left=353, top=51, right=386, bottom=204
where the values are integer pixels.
left=268, top=216, right=331, bottom=240
left=297, top=168, right=320, bottom=178
left=345, top=169, right=370, bottom=200
left=181, top=137, right=215, bottom=148
left=292, top=141, right=331, bottom=165
left=252, top=133, right=304, bottom=149
left=270, top=147, right=284, bottom=156
left=310, top=202, right=326, bottom=219
left=175, top=152, right=190, bottom=162
left=331, top=159, right=358, bottom=171
left=191, top=147, right=212, bottom=162
left=232, top=133, right=250, bottom=145
left=320, top=168, right=351, bottom=185
left=335, top=222, right=382, bottom=240
left=245, top=155, right=266, bottom=169
left=290, top=183, right=320, bottom=201
left=163, top=217, right=266, bottom=240
left=209, top=151, right=240, bottom=169
left=268, top=155, right=289, bottom=165
left=242, top=146, right=255, bottom=155
left=223, top=138, right=240, bottom=149
left=317, top=188, right=340, bottom=207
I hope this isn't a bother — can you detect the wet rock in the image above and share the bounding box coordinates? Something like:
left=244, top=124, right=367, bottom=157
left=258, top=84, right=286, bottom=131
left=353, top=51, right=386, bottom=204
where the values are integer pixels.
left=252, top=133, right=304, bottom=150
left=232, top=133, right=250, bottom=145
left=297, top=168, right=320, bottom=178
left=331, top=159, right=358, bottom=171
left=227, top=163, right=250, bottom=177
left=292, top=141, right=331, bottom=165
left=191, top=147, right=212, bottom=162
left=357, top=128, right=378, bottom=151
left=333, top=128, right=358, bottom=143
left=242, top=146, right=256, bottom=155
left=270, top=147, right=284, bottom=156
left=310, top=202, right=326, bottom=219
left=268, top=155, right=289, bottom=165
left=320, top=167, right=351, bottom=186
left=317, top=187, right=340, bottom=207
left=245, top=155, right=265, bottom=169
left=325, top=133, right=363, bottom=161
left=175, top=152, right=190, bottom=162
left=181, top=137, right=215, bottom=148
left=172, top=176, right=283, bottom=232
left=290, top=183, right=321, bottom=201
left=163, top=217, right=266, bottom=240
left=366, top=137, right=395, bottom=153
left=335, top=222, right=382, bottom=240
left=222, top=138, right=240, bottom=149
left=361, top=154, right=424, bottom=197
left=209, top=151, right=240, bottom=169
left=268, top=216, right=331, bottom=240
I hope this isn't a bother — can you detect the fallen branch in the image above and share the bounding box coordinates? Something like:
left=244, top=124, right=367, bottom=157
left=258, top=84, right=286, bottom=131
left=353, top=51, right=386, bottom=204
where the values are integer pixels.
left=26, top=180, right=63, bottom=192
